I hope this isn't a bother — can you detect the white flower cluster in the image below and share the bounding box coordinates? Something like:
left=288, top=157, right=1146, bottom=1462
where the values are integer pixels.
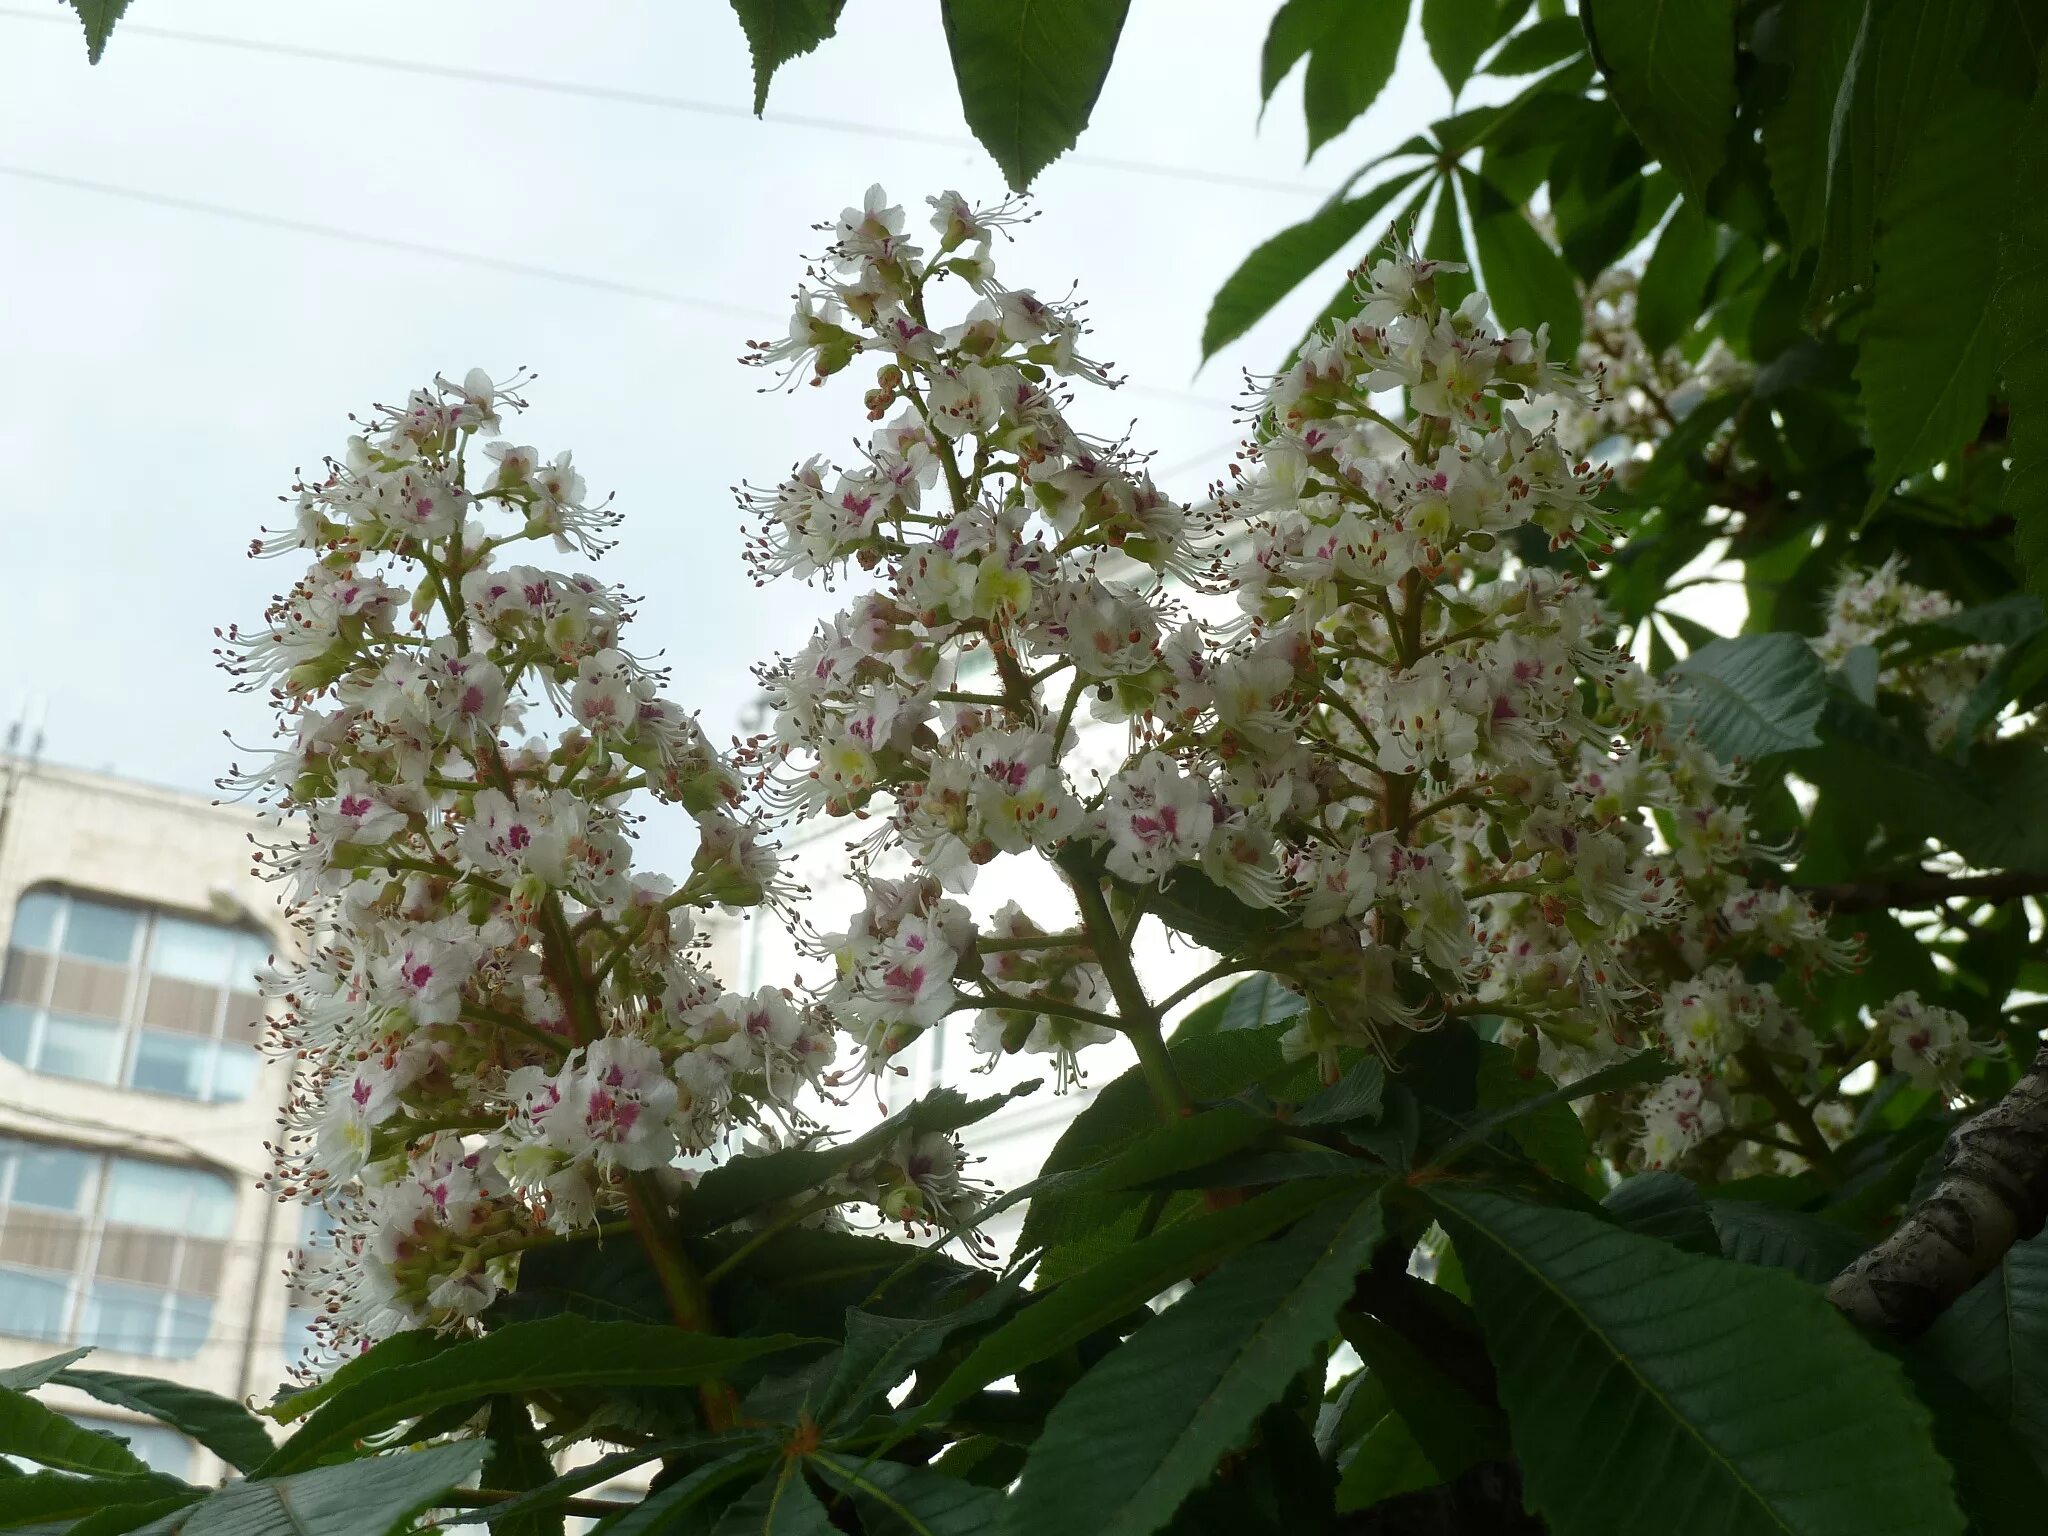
left=235, top=190, right=1988, bottom=1359
left=222, top=371, right=980, bottom=1357
left=1815, top=557, right=2002, bottom=745
left=737, top=186, right=1932, bottom=1178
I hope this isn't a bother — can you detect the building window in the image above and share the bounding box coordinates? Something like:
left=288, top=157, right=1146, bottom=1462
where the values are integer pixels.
left=0, top=886, right=270, bottom=1102
left=0, top=1136, right=234, bottom=1360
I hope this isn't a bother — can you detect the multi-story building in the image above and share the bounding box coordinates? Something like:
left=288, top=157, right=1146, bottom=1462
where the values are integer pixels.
left=0, top=755, right=300, bottom=1482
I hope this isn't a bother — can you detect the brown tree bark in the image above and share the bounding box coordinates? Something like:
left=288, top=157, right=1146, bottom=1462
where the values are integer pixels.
left=1829, top=1042, right=2048, bottom=1336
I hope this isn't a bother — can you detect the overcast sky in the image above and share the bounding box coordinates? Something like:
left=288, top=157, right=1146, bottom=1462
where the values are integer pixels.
left=0, top=1, right=1491, bottom=809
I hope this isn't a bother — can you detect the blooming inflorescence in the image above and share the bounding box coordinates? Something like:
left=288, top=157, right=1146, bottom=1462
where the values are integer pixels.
left=236, top=186, right=1956, bottom=1363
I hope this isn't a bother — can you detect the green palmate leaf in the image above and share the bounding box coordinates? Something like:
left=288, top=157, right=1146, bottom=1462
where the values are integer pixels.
left=1758, top=0, right=1866, bottom=259
left=1668, top=632, right=1827, bottom=761
left=68, top=1496, right=204, bottom=1536
left=1289, top=1055, right=1384, bottom=1126
left=1793, top=0, right=1993, bottom=304
left=1428, top=1049, right=1670, bottom=1171
left=1001, top=1191, right=1385, bottom=1536
left=0, top=1471, right=197, bottom=1530
left=1482, top=13, right=1584, bottom=75
left=1922, top=1227, right=2048, bottom=1478
left=810, top=1453, right=1004, bottom=1536
left=1856, top=93, right=2018, bottom=520
left=0, top=1386, right=151, bottom=1477
left=0, top=1347, right=91, bottom=1392
left=1459, top=169, right=1581, bottom=356
left=262, top=1328, right=452, bottom=1422
left=1261, top=0, right=1413, bottom=157
left=1472, top=1042, right=1601, bottom=1195
left=1896, top=1350, right=2048, bottom=1536
left=1580, top=0, right=1732, bottom=204
left=729, top=0, right=845, bottom=113
left=1421, top=0, right=1514, bottom=96
left=482, top=1397, right=561, bottom=1536
left=711, top=1462, right=839, bottom=1536
left=461, top=1443, right=727, bottom=1531
left=603, top=1450, right=774, bottom=1536
left=129, top=1441, right=488, bottom=1536
left=1090, top=1104, right=1275, bottom=1192
left=1337, top=1311, right=1505, bottom=1480
left=57, top=1369, right=274, bottom=1475
left=1604, top=1171, right=1717, bottom=1253
left=1334, top=1399, right=1439, bottom=1512
left=1424, top=175, right=1476, bottom=315
left=939, top=0, right=1131, bottom=191
left=919, top=1179, right=1358, bottom=1427
left=262, top=1318, right=814, bottom=1475
left=68, top=0, right=129, bottom=64
left=1635, top=201, right=1717, bottom=354
left=1018, top=1021, right=1316, bottom=1280
left=1431, top=1188, right=1965, bottom=1536
left=820, top=1276, right=1025, bottom=1429
left=1708, top=1199, right=1865, bottom=1284
left=1200, top=169, right=1425, bottom=359
left=1998, top=84, right=2048, bottom=589
left=687, top=1079, right=1037, bottom=1234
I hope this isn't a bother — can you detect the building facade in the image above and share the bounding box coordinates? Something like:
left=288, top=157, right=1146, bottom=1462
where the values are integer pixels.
left=0, top=757, right=300, bottom=1482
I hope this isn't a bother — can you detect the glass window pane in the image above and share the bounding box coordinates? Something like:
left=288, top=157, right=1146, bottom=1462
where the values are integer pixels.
left=231, top=930, right=274, bottom=988
left=48, top=958, right=130, bottom=1022
left=161, top=1292, right=213, bottom=1360
left=208, top=1045, right=259, bottom=1105
left=79, top=1416, right=192, bottom=1479
left=0, top=951, right=48, bottom=1005
left=80, top=1281, right=165, bottom=1356
left=0, top=1002, right=33, bottom=1065
left=0, top=1266, right=72, bottom=1341
left=130, top=1033, right=211, bottom=1100
left=148, top=916, right=236, bottom=987
left=37, top=1014, right=122, bottom=1085
left=104, top=1161, right=234, bottom=1239
left=6, top=1143, right=93, bottom=1211
left=8, top=891, right=60, bottom=951
left=59, top=900, right=139, bottom=965
left=140, top=976, right=218, bottom=1039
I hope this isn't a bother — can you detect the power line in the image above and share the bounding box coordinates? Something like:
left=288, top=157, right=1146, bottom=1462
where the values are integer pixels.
left=0, top=163, right=1237, bottom=413
left=0, top=8, right=1326, bottom=203
left=0, top=163, right=768, bottom=322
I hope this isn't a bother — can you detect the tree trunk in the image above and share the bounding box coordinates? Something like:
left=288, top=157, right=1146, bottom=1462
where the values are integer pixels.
left=1829, top=1042, right=2048, bottom=1336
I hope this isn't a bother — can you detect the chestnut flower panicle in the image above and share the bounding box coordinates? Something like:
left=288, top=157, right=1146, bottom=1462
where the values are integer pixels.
left=739, top=186, right=1930, bottom=1182
left=224, top=371, right=944, bottom=1365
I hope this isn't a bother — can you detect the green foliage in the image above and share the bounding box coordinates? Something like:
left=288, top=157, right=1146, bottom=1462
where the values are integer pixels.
left=1668, top=632, right=1828, bottom=761
left=1420, top=0, right=1522, bottom=98
left=729, top=0, right=846, bottom=113
left=938, top=0, right=1132, bottom=190
left=261, top=1318, right=814, bottom=1474
left=0, top=1470, right=198, bottom=1530
left=1922, top=1228, right=2048, bottom=1479
left=1201, top=170, right=1425, bottom=359
left=685, top=1080, right=1038, bottom=1234
left=1433, top=1188, right=1966, bottom=1536
left=134, top=1441, right=489, bottom=1536
left=66, top=0, right=128, bottom=64
left=1856, top=93, right=2018, bottom=519
left=811, top=1452, right=1005, bottom=1535
left=56, top=1368, right=274, bottom=1474
left=0, top=1384, right=152, bottom=1477
left=1000, top=1192, right=1384, bottom=1536
left=1580, top=0, right=1732, bottom=202
left=1260, top=0, right=1412, bottom=157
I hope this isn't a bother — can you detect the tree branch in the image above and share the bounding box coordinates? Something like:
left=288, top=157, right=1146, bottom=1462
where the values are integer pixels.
left=1796, top=869, right=2048, bottom=914
left=1829, top=1041, right=2048, bottom=1336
